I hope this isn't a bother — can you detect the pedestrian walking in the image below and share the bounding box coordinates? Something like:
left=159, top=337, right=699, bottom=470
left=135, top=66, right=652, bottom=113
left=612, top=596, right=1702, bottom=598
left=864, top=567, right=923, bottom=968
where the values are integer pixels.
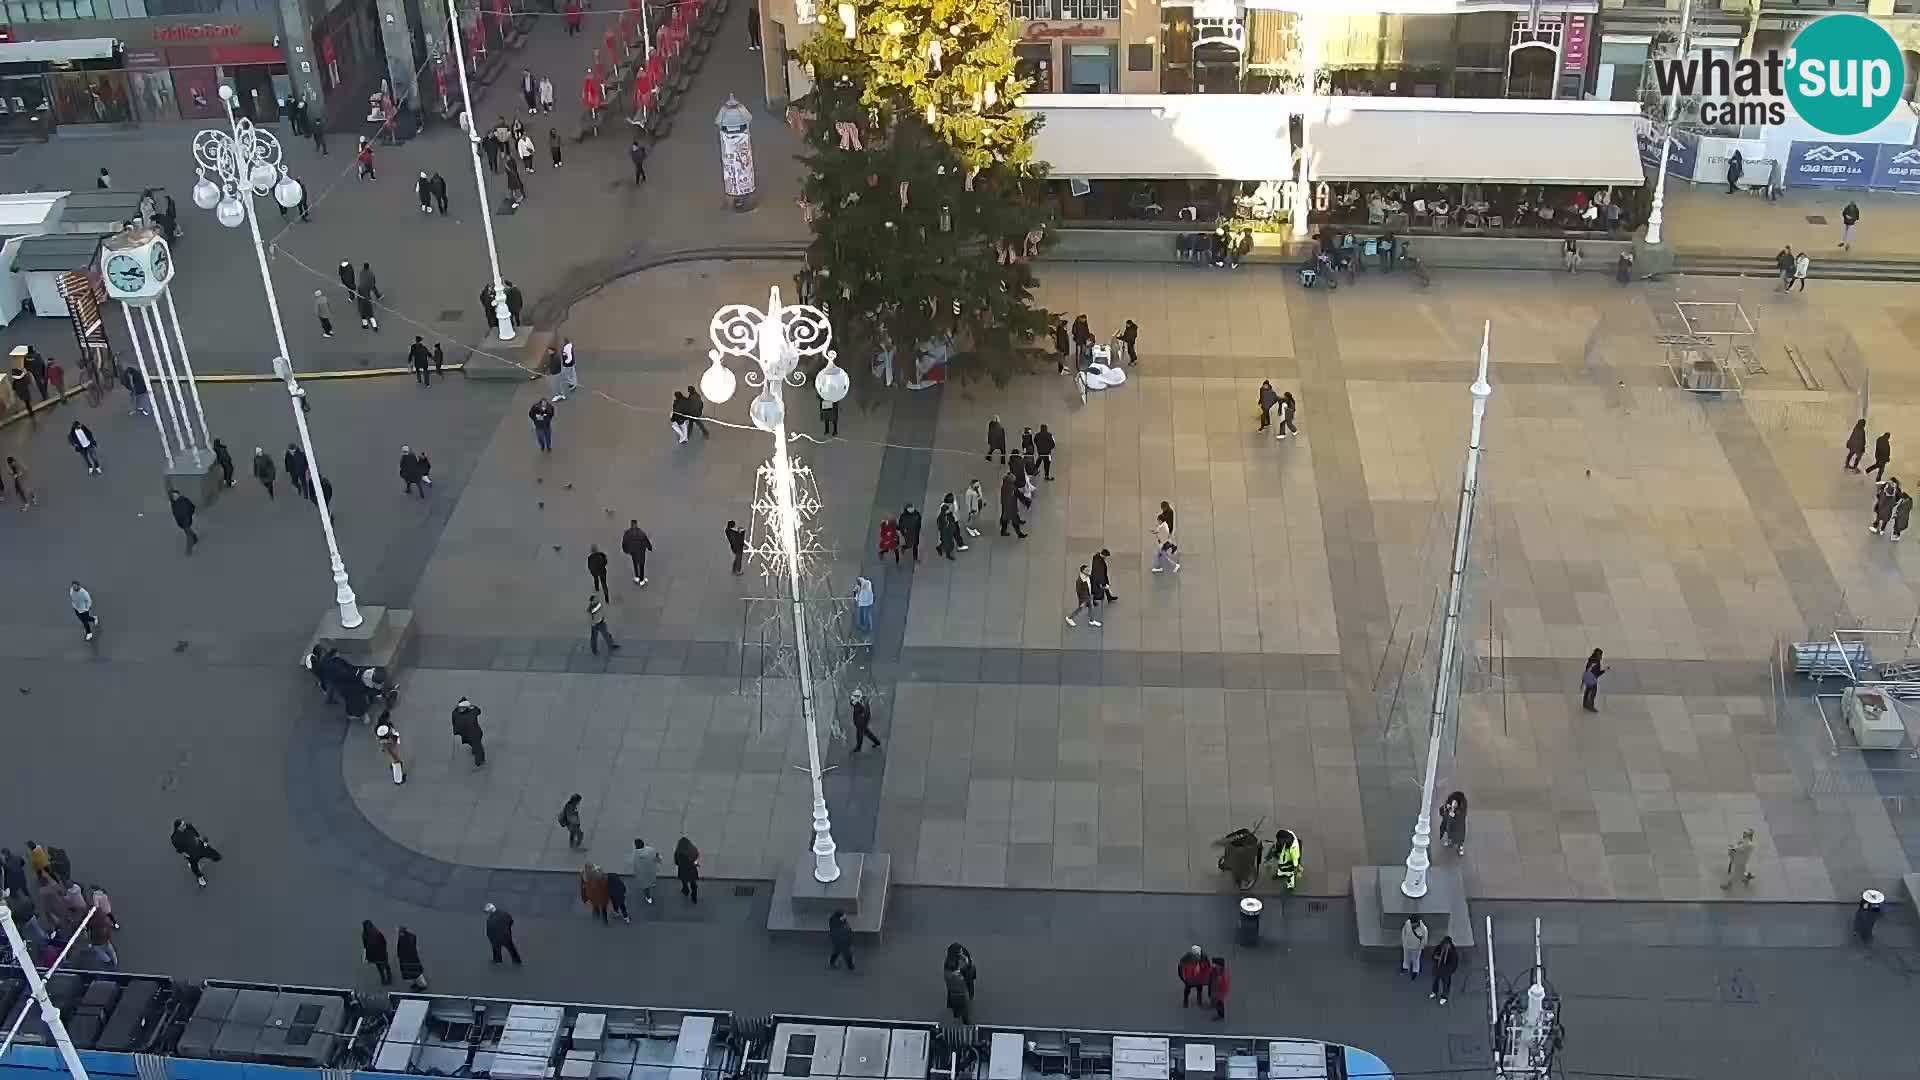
left=311, top=289, right=335, bottom=337
left=1724, top=149, right=1744, bottom=194
left=96, top=167, right=110, bottom=189
left=878, top=517, right=900, bottom=563
left=630, top=140, right=649, bottom=185
left=726, top=520, right=747, bottom=575
left=986, top=415, right=1007, bottom=462
left=1400, top=916, right=1428, bottom=980
left=897, top=503, right=923, bottom=561
left=311, top=111, right=327, bottom=155
left=1091, top=548, right=1116, bottom=606
left=1881, top=479, right=1909, bottom=535
left=169, top=488, right=198, bottom=554
left=212, top=439, right=234, bottom=487
left=540, top=77, right=556, bottom=115
left=122, top=366, right=150, bottom=416
left=1178, top=945, right=1211, bottom=1007
left=549, top=127, right=563, bottom=168
left=621, top=520, right=652, bottom=584
left=853, top=574, right=875, bottom=635
left=1581, top=648, right=1607, bottom=712
left=1854, top=889, right=1885, bottom=944
left=1561, top=237, right=1581, bottom=273
left=1065, top=565, right=1102, bottom=628
left=451, top=697, right=486, bottom=765
left=400, top=446, right=427, bottom=497
left=530, top=397, right=555, bottom=452
left=430, top=172, right=449, bottom=214
left=1008, top=453, right=1032, bottom=509
left=1869, top=432, right=1892, bottom=481
left=1258, top=380, right=1279, bottom=430
left=1775, top=246, right=1794, bottom=290
left=1722, top=828, right=1756, bottom=890
left=1152, top=501, right=1180, bottom=572
left=516, top=131, right=536, bottom=173
left=7, top=457, right=34, bottom=508
left=1429, top=936, right=1459, bottom=1005
left=558, top=794, right=586, bottom=849
left=606, top=868, right=631, bottom=922
left=1118, top=318, right=1140, bottom=366
left=999, top=473, right=1027, bottom=538
left=587, top=545, right=611, bottom=599
left=545, top=347, right=565, bottom=400
left=1277, top=392, right=1299, bottom=439
left=1894, top=490, right=1914, bottom=542
left=934, top=496, right=958, bottom=559
left=1845, top=418, right=1868, bottom=471
left=673, top=836, right=700, bottom=903
left=560, top=342, right=582, bottom=398
left=416, top=172, right=433, bottom=214
left=1053, top=319, right=1071, bottom=373
left=1207, top=958, right=1230, bottom=1021
left=506, top=163, right=527, bottom=205
left=579, top=863, right=611, bottom=924
left=46, top=359, right=64, bottom=404
left=362, top=920, right=393, bottom=984
left=410, top=337, right=432, bottom=385
left=850, top=689, right=882, bottom=753
left=397, top=926, right=428, bottom=989
left=747, top=2, right=763, bottom=48
left=819, top=392, right=841, bottom=436
left=630, top=839, right=661, bottom=904
left=828, top=910, right=855, bottom=969
left=356, top=137, right=376, bottom=180
left=682, top=384, right=710, bottom=437
left=484, top=903, right=522, bottom=964
left=566, top=0, right=583, bottom=34
left=1436, top=791, right=1468, bottom=855
left=588, top=595, right=620, bottom=654
left=70, top=581, right=97, bottom=641
left=1792, top=251, right=1809, bottom=292
left=1840, top=199, right=1860, bottom=251
left=1034, top=424, right=1056, bottom=480
left=252, top=447, right=275, bottom=498
left=943, top=943, right=976, bottom=1024
left=8, top=364, right=34, bottom=426
left=169, top=819, right=220, bottom=886
left=963, top=480, right=986, bottom=536
left=1071, top=314, right=1093, bottom=367
left=286, top=443, right=310, bottom=499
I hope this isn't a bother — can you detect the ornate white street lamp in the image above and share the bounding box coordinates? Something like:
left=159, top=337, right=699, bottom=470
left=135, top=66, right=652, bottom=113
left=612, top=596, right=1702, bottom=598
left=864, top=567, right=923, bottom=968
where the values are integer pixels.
left=448, top=0, right=518, bottom=340
left=701, top=287, right=851, bottom=883
left=190, top=84, right=362, bottom=629
left=1645, top=0, right=1694, bottom=247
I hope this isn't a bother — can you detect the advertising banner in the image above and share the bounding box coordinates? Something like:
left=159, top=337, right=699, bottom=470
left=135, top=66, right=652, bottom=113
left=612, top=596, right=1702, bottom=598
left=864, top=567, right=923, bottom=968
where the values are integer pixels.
left=1636, top=121, right=1697, bottom=177
left=1786, top=141, right=1878, bottom=189
left=1869, top=144, right=1920, bottom=193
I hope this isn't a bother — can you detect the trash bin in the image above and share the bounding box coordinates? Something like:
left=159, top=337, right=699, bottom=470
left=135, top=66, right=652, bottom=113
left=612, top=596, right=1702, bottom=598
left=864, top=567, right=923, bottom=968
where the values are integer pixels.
left=1236, top=897, right=1263, bottom=946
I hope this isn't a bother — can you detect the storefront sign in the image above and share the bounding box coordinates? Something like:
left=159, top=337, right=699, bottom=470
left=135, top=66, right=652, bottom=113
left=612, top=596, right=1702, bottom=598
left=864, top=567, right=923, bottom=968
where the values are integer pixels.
left=1786, top=140, right=1877, bottom=189
left=1869, top=145, right=1920, bottom=193
left=153, top=24, right=248, bottom=43
left=1023, top=22, right=1111, bottom=42
left=1561, top=14, right=1588, bottom=75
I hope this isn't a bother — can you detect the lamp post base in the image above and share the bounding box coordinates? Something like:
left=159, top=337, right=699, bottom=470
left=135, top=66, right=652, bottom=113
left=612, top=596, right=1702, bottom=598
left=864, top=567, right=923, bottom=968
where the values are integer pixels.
left=163, top=448, right=224, bottom=507
left=460, top=326, right=537, bottom=383
left=307, top=603, right=416, bottom=671
left=766, top=851, right=892, bottom=934
left=1350, top=864, right=1473, bottom=947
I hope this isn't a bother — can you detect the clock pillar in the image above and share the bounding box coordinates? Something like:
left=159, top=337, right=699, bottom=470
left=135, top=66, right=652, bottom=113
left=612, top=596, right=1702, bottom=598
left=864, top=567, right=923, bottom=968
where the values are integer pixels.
left=104, top=228, right=222, bottom=505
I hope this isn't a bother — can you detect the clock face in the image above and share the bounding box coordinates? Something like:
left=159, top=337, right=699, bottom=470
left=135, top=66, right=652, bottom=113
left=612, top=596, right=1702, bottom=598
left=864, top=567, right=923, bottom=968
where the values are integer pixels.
left=104, top=253, right=146, bottom=295
left=150, top=241, right=172, bottom=285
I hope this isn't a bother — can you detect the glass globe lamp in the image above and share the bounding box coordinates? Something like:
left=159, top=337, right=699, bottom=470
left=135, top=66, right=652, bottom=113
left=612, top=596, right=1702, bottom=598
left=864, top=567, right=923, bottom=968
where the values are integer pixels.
left=814, top=358, right=849, bottom=404
left=700, top=357, right=738, bottom=404
left=749, top=390, right=784, bottom=432
left=274, top=176, right=304, bottom=209
left=249, top=162, right=279, bottom=192
left=215, top=196, right=246, bottom=229
left=191, top=175, right=221, bottom=211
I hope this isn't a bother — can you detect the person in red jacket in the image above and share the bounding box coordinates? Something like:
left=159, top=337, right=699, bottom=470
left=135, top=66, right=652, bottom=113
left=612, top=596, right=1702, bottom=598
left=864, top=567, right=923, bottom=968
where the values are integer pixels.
left=1178, top=945, right=1211, bottom=1007
left=878, top=518, right=901, bottom=563
left=1208, top=957, right=1230, bottom=1021
left=565, top=0, right=583, bottom=35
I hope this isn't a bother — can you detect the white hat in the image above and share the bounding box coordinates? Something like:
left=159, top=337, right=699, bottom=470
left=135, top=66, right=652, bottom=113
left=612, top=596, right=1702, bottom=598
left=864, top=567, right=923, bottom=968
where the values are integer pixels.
left=1862, top=889, right=1885, bottom=905
left=484, top=902, right=497, bottom=912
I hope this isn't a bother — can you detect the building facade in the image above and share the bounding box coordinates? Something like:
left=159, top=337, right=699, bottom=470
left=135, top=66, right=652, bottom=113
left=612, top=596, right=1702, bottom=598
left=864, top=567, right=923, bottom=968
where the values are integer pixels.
left=0, top=0, right=457, bottom=137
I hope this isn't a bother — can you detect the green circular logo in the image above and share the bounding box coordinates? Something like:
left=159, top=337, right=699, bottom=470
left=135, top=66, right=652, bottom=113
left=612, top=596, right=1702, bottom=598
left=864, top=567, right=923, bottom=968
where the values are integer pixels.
left=1786, top=14, right=1906, bottom=137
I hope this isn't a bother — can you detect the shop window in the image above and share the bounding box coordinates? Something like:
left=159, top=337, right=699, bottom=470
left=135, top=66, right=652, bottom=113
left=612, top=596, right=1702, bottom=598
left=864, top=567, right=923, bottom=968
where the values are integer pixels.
left=1014, top=42, right=1053, bottom=93
left=1010, top=0, right=1047, bottom=20
left=1128, top=44, right=1153, bottom=72
left=1455, top=11, right=1510, bottom=71
left=1058, top=0, right=1119, bottom=20
left=1066, top=43, right=1116, bottom=93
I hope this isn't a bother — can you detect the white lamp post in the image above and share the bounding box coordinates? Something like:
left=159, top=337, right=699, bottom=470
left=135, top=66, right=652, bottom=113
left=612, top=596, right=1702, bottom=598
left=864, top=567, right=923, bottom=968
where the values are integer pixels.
left=702, top=286, right=851, bottom=883
left=1644, top=0, right=1693, bottom=247
left=190, top=84, right=362, bottom=630
left=1402, top=321, right=1491, bottom=899
left=448, top=0, right=517, bottom=340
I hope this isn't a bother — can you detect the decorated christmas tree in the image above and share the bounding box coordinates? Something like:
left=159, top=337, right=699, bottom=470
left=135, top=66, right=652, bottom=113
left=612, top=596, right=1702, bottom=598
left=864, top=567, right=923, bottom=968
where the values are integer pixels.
left=793, top=0, right=1054, bottom=388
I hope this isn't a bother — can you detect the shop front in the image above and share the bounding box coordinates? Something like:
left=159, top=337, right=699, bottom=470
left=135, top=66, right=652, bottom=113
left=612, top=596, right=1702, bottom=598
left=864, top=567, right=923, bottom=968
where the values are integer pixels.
left=1014, top=16, right=1122, bottom=94
left=0, top=16, right=288, bottom=133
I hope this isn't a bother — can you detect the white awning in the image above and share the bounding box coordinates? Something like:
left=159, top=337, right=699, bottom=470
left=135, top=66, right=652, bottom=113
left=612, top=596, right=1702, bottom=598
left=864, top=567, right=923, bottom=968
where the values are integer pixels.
left=1308, top=100, right=1645, bottom=185
left=1023, top=95, right=1646, bottom=186
left=0, top=38, right=120, bottom=65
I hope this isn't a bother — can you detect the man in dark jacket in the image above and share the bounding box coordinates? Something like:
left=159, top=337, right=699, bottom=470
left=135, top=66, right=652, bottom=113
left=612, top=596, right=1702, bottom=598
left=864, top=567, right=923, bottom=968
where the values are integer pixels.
left=828, top=910, right=855, bottom=969
left=1034, top=424, right=1057, bottom=480
left=621, top=519, right=653, bottom=584
left=169, top=488, right=198, bottom=554
left=286, top=443, right=310, bottom=500
left=410, top=336, right=433, bottom=385
left=484, top=903, right=521, bottom=964
left=682, top=385, right=711, bottom=438
left=530, top=398, right=555, bottom=452
left=850, top=690, right=881, bottom=753
left=400, top=446, right=426, bottom=497
left=896, top=503, right=922, bottom=562
left=726, top=520, right=748, bottom=575
left=1870, top=432, right=1892, bottom=481
left=999, top=473, right=1026, bottom=538
left=338, top=260, right=357, bottom=298
left=587, top=545, right=610, bottom=600
left=1091, top=548, right=1116, bottom=606
left=430, top=172, right=449, bottom=214
left=451, top=697, right=485, bottom=765
left=985, top=415, right=1007, bottom=462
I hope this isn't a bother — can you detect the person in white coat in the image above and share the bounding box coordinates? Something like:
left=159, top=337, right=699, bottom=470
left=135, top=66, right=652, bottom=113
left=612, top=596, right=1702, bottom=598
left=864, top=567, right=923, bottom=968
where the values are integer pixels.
left=1400, top=916, right=1428, bottom=980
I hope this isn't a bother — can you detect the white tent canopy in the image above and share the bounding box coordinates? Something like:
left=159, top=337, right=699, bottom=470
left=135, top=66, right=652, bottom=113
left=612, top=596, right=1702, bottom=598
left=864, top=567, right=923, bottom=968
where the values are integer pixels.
left=1021, top=95, right=1645, bottom=186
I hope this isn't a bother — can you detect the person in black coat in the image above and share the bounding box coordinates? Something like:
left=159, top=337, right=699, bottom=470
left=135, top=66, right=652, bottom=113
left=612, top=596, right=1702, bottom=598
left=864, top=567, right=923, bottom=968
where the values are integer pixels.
left=1869, top=432, right=1892, bottom=482
left=286, top=443, right=310, bottom=500
left=1034, top=425, right=1057, bottom=480
left=397, top=926, right=427, bottom=989
left=673, top=837, right=700, bottom=903
left=1845, top=418, right=1868, bottom=472
left=400, top=447, right=427, bottom=497
left=828, top=910, right=855, bottom=969
left=169, top=488, right=198, bottom=554
left=1258, top=380, right=1279, bottom=431
left=1053, top=320, right=1071, bottom=373
left=409, top=337, right=433, bottom=384
left=587, top=545, right=611, bottom=599
left=416, top=172, right=434, bottom=214
left=621, top=519, right=653, bottom=584
left=1091, top=548, right=1116, bottom=606
left=337, top=260, right=357, bottom=297
left=985, top=415, right=1007, bottom=462
left=211, top=438, right=235, bottom=487
left=1118, top=319, right=1140, bottom=366
left=484, top=903, right=522, bottom=964
left=362, top=920, right=392, bottom=984
left=430, top=172, right=449, bottom=214
left=1070, top=314, right=1093, bottom=366
left=897, top=504, right=922, bottom=562
left=1008, top=455, right=1032, bottom=508
left=999, top=473, right=1026, bottom=538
